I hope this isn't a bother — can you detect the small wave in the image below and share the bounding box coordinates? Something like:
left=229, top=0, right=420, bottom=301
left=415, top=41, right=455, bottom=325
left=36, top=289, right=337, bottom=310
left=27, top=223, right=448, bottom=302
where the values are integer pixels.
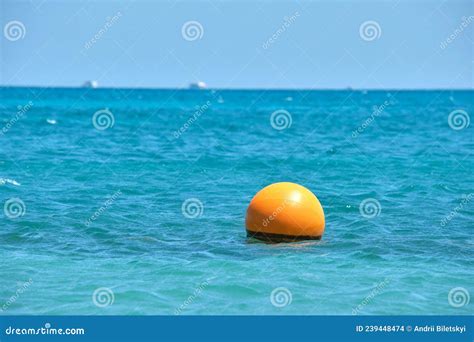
left=46, top=119, right=57, bottom=125
left=0, top=178, right=21, bottom=186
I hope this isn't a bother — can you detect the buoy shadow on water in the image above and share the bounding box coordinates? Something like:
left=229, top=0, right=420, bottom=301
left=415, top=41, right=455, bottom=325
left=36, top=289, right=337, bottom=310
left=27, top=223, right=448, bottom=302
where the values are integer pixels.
left=245, top=235, right=328, bottom=251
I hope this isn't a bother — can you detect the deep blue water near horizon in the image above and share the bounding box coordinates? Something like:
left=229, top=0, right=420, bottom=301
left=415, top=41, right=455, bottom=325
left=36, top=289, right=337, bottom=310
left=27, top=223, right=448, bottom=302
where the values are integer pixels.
left=0, top=87, right=472, bottom=315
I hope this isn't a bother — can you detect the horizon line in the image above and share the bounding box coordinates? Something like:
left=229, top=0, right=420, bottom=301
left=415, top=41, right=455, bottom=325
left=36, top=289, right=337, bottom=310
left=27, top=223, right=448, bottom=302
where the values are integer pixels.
left=1, top=85, right=473, bottom=92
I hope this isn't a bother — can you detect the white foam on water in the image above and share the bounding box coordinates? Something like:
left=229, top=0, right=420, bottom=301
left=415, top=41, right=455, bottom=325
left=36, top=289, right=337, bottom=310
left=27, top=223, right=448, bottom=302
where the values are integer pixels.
left=0, top=178, right=21, bottom=186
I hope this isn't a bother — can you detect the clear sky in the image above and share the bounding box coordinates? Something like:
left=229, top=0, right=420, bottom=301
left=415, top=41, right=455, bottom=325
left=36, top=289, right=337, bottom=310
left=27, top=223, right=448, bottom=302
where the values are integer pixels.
left=1, top=0, right=473, bottom=89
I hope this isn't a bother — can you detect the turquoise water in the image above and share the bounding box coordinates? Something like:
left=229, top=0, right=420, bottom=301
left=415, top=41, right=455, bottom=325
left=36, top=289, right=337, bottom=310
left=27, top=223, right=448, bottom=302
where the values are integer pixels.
left=0, top=87, right=472, bottom=315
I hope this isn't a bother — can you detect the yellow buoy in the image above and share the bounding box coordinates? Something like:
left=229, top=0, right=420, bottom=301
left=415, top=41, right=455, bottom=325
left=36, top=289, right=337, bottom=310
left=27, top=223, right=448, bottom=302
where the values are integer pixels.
left=245, top=182, right=325, bottom=242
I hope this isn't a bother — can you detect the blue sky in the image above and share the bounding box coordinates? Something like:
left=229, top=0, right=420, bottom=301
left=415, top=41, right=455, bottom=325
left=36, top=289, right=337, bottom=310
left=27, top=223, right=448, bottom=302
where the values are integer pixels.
left=1, top=0, right=472, bottom=89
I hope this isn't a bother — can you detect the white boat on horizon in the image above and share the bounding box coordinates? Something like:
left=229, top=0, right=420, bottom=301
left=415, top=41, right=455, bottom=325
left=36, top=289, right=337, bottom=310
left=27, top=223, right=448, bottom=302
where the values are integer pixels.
left=189, top=81, right=207, bottom=90
left=83, top=80, right=99, bottom=88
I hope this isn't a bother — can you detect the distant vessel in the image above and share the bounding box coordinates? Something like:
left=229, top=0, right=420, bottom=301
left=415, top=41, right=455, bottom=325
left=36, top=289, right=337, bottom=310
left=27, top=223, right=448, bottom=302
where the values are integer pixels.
left=83, top=80, right=99, bottom=88
left=189, top=81, right=207, bottom=90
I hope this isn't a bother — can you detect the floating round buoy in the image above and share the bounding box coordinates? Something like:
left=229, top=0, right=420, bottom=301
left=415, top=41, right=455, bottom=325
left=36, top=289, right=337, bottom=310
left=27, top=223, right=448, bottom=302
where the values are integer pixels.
left=245, top=182, right=325, bottom=242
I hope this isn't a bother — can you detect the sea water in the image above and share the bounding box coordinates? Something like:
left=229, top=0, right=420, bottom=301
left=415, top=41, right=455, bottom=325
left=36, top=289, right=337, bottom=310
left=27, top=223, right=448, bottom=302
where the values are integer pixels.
left=0, top=87, right=472, bottom=315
